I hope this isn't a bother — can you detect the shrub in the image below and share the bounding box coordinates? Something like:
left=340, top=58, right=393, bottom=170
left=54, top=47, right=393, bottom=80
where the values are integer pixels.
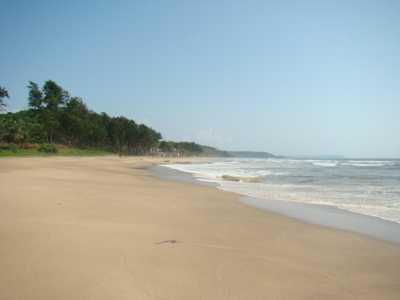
left=0, top=143, right=9, bottom=150
left=8, top=143, right=18, bottom=153
left=38, top=143, right=58, bottom=154
left=20, top=143, right=37, bottom=149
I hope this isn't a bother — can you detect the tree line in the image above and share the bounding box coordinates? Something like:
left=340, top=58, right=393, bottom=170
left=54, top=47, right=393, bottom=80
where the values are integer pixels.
left=0, top=81, right=232, bottom=156
left=0, top=81, right=164, bottom=154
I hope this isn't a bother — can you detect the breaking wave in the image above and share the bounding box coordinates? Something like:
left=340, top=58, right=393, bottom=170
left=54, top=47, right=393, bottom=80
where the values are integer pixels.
left=163, top=158, right=400, bottom=224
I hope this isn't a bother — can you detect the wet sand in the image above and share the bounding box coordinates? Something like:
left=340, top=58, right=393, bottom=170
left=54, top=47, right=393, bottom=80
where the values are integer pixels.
left=1, top=156, right=400, bottom=299
left=153, top=165, right=400, bottom=244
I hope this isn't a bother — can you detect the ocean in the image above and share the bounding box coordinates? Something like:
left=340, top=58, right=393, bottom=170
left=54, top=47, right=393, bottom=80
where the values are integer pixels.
left=163, top=158, right=400, bottom=225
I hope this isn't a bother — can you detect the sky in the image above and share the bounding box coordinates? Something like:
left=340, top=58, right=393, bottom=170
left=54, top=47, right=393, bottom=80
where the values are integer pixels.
left=1, top=0, right=399, bottom=158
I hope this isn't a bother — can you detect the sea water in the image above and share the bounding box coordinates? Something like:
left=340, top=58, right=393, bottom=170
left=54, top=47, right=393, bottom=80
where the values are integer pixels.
left=164, top=158, right=400, bottom=224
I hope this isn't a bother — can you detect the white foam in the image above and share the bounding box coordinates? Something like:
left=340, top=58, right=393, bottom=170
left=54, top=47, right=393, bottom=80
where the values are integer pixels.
left=311, top=161, right=338, bottom=167
left=342, top=161, right=391, bottom=167
left=162, top=158, right=400, bottom=224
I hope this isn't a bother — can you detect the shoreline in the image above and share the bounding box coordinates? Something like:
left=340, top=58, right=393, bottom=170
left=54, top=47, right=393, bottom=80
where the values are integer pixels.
left=1, top=156, right=400, bottom=299
left=153, top=164, right=400, bottom=245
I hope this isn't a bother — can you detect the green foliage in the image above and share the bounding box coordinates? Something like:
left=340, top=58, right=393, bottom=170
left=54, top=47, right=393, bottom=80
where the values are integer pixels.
left=158, top=141, right=231, bottom=157
left=0, top=145, right=111, bottom=157
left=1, top=80, right=163, bottom=156
left=8, top=143, right=18, bottom=153
left=38, top=143, right=58, bottom=153
left=136, top=124, right=162, bottom=154
left=27, top=80, right=68, bottom=143
left=0, top=114, right=29, bottom=144
left=1, top=80, right=222, bottom=157
left=159, top=141, right=205, bottom=156
left=159, top=141, right=174, bottom=152
left=0, top=86, right=9, bottom=111
left=174, top=142, right=203, bottom=153
left=0, top=147, right=40, bottom=157
left=0, top=112, right=45, bottom=144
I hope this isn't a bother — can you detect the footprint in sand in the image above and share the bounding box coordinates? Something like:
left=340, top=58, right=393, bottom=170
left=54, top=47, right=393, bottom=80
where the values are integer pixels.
left=156, top=240, right=178, bottom=245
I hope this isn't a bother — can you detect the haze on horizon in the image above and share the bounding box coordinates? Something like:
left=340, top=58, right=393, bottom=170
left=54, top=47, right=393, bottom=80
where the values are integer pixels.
left=1, top=0, right=399, bottom=158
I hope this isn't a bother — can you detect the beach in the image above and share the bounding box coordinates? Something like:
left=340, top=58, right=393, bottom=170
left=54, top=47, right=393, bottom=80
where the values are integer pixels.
left=1, top=156, right=400, bottom=299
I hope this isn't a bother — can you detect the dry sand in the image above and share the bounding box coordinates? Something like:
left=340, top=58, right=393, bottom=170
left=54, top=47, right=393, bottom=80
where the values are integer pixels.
left=0, top=156, right=399, bottom=300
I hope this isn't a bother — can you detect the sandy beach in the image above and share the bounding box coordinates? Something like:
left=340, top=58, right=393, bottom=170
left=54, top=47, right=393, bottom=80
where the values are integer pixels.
left=1, top=156, right=399, bottom=300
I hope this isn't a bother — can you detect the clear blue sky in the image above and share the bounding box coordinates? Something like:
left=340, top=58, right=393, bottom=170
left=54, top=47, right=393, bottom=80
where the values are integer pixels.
left=1, top=0, right=399, bottom=158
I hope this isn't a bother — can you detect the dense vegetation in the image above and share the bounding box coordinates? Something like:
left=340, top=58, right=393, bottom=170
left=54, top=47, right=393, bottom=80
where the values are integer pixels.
left=0, top=81, right=232, bottom=157
left=0, top=86, right=9, bottom=111
left=159, top=141, right=230, bottom=157
left=228, top=151, right=277, bottom=158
